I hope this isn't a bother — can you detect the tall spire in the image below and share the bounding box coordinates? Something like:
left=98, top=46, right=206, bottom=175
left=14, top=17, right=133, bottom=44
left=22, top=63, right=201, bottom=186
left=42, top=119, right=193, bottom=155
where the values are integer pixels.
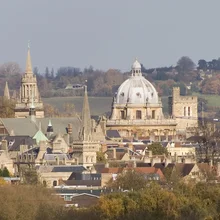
left=80, top=83, right=92, bottom=141
left=25, top=41, right=33, bottom=74
left=4, top=81, right=10, bottom=100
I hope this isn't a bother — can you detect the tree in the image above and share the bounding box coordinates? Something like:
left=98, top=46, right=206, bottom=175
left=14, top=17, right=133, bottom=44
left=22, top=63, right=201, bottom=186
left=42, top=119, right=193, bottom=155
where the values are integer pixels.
left=198, top=59, right=207, bottom=70
left=2, top=167, right=10, bottom=177
left=44, top=103, right=60, bottom=117
left=63, top=102, right=76, bottom=117
left=107, top=170, right=147, bottom=191
left=33, top=66, right=39, bottom=75
left=147, top=142, right=168, bottom=156
left=0, top=97, right=15, bottom=118
left=177, top=56, right=195, bottom=74
left=45, top=67, right=50, bottom=79
left=0, top=62, right=21, bottom=76
left=51, top=68, right=55, bottom=79
left=96, top=151, right=106, bottom=163
left=22, top=168, right=39, bottom=185
left=198, top=97, right=208, bottom=113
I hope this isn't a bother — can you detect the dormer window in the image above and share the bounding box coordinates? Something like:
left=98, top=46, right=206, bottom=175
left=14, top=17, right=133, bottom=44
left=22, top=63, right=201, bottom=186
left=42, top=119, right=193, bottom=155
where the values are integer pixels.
left=120, top=92, right=124, bottom=96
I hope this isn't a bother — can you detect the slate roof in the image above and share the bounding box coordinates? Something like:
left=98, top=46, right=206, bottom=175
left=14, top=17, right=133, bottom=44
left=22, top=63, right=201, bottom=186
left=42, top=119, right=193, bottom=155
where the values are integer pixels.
left=137, top=162, right=151, bottom=167
left=175, top=163, right=195, bottom=177
left=51, top=165, right=86, bottom=173
left=106, top=130, right=121, bottom=138
left=2, top=136, right=36, bottom=151
left=93, top=163, right=106, bottom=173
left=153, top=163, right=166, bottom=171
left=1, top=117, right=81, bottom=140
left=62, top=180, right=101, bottom=187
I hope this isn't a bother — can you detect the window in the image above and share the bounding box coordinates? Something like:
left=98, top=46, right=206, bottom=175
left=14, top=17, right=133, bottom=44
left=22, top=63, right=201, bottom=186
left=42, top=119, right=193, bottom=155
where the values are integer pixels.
left=136, top=110, right=142, bottom=119
left=53, top=180, right=57, bottom=187
left=188, top=107, right=190, bottom=116
left=184, top=107, right=186, bottom=116
left=120, top=111, right=125, bottom=119
left=64, top=195, right=72, bottom=201
left=152, top=110, right=155, bottom=119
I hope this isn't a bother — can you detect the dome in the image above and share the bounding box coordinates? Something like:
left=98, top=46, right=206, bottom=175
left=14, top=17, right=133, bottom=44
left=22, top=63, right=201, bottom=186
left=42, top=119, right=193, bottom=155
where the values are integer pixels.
left=132, top=59, right=141, bottom=69
left=115, top=59, right=159, bottom=105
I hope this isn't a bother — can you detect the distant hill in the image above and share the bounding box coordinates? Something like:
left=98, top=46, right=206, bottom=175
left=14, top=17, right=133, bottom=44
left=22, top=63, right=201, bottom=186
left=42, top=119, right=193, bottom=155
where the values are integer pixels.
left=43, top=96, right=169, bottom=116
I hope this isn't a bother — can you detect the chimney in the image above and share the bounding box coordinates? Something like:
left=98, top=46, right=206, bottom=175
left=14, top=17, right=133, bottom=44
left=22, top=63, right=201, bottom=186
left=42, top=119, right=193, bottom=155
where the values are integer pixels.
left=113, top=148, right=116, bottom=159
left=133, top=160, right=137, bottom=168
left=1, top=140, right=8, bottom=152
left=67, top=123, right=72, bottom=134
left=210, top=159, right=213, bottom=167
left=105, top=162, right=109, bottom=168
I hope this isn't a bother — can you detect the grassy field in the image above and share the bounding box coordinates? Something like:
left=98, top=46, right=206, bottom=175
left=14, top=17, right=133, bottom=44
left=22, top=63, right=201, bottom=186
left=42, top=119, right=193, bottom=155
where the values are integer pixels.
left=43, top=96, right=113, bottom=116
left=43, top=94, right=220, bottom=117
left=193, top=93, right=220, bottom=107
left=43, top=96, right=170, bottom=116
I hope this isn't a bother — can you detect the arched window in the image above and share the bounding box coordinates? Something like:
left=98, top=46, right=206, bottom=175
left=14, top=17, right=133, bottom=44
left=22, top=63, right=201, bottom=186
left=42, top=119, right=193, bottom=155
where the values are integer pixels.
left=136, top=110, right=142, bottom=119
left=188, top=107, right=190, bottom=116
left=53, top=180, right=57, bottom=187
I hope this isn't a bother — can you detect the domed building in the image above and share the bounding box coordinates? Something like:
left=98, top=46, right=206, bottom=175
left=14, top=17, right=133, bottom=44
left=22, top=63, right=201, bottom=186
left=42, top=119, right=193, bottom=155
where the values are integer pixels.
left=106, top=59, right=198, bottom=141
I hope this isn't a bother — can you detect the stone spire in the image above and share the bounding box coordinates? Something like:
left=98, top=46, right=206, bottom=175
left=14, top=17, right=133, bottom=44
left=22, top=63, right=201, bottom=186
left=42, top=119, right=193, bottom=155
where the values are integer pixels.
left=80, top=84, right=92, bottom=141
left=25, top=42, right=33, bottom=75
left=4, top=81, right=10, bottom=100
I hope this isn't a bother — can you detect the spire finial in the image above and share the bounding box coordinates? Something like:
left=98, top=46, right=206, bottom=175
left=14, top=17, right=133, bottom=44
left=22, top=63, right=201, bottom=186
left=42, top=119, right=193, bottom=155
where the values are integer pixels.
left=25, top=41, right=33, bottom=74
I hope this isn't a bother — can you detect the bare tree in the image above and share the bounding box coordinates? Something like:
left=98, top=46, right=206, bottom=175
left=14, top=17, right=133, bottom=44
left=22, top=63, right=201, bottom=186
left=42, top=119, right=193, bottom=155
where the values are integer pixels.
left=0, top=62, right=21, bottom=76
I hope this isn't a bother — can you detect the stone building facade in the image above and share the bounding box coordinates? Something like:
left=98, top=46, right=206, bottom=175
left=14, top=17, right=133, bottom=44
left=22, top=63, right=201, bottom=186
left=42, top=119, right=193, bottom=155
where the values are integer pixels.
left=14, top=45, right=44, bottom=118
left=106, top=59, right=198, bottom=141
left=169, top=87, right=198, bottom=133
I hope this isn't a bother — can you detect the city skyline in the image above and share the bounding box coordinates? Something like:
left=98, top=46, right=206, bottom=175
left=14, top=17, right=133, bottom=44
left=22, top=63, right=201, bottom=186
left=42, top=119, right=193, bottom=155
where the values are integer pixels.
left=0, top=0, right=219, bottom=72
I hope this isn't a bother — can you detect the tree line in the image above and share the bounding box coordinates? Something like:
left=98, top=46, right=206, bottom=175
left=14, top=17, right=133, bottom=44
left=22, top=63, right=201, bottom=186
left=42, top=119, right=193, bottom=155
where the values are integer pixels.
left=2, top=55, right=220, bottom=98
left=1, top=177, right=220, bottom=220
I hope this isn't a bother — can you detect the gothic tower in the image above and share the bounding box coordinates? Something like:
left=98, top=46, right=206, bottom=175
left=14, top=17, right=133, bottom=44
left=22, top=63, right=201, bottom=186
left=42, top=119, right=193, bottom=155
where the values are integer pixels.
left=14, top=44, right=44, bottom=118
left=72, top=85, right=100, bottom=168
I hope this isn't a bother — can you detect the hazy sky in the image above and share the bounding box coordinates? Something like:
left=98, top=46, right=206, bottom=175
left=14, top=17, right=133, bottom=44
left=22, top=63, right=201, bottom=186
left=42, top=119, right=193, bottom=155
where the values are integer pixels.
left=0, top=0, right=220, bottom=73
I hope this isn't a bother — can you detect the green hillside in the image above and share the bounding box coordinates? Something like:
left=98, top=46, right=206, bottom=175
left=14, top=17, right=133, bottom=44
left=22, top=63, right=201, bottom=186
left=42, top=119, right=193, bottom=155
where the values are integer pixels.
left=43, top=96, right=170, bottom=116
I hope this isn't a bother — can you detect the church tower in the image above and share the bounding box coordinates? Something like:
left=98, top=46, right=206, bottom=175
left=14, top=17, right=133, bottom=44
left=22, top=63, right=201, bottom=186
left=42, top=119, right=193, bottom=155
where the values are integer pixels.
left=72, top=85, right=100, bottom=168
left=15, top=44, right=44, bottom=118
